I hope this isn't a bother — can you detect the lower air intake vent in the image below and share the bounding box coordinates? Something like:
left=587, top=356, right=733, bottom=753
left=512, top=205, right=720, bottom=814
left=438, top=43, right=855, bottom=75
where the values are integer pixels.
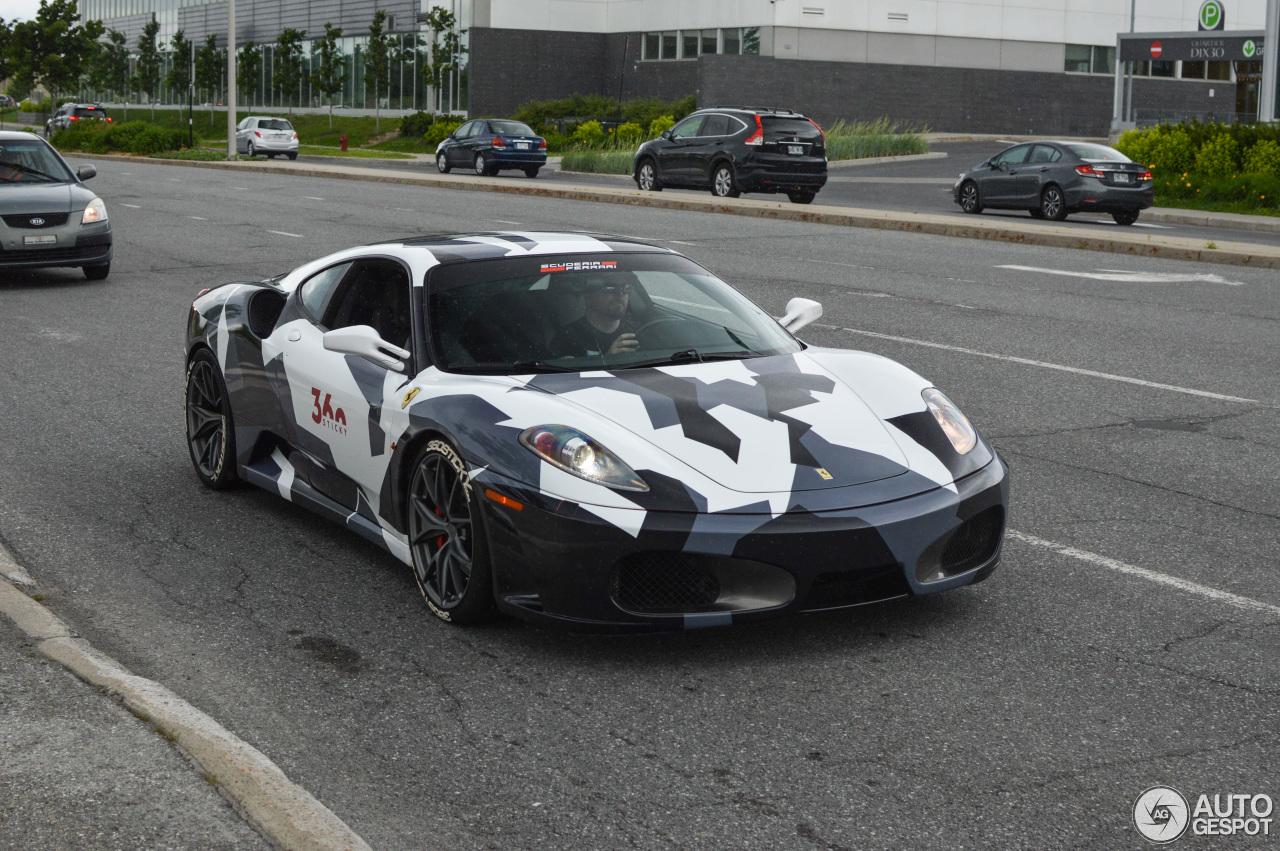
left=940, top=506, right=1004, bottom=575
left=611, top=552, right=719, bottom=613
left=803, top=562, right=910, bottom=611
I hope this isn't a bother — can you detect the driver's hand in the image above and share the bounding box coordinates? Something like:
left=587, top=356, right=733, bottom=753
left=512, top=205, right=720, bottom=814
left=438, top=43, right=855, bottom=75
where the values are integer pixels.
left=607, top=333, right=639, bottom=355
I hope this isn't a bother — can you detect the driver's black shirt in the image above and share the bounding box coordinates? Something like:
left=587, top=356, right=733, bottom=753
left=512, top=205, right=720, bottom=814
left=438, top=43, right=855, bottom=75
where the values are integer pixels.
left=549, top=315, right=636, bottom=358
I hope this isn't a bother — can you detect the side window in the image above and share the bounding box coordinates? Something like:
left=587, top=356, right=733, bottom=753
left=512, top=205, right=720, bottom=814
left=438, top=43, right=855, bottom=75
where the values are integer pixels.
left=702, top=114, right=730, bottom=137
left=455, top=121, right=475, bottom=138
left=994, top=145, right=1030, bottom=166
left=323, top=259, right=413, bottom=352
left=471, top=121, right=489, bottom=137
left=670, top=115, right=705, bottom=139
left=1029, top=145, right=1062, bottom=164
left=298, top=262, right=353, bottom=325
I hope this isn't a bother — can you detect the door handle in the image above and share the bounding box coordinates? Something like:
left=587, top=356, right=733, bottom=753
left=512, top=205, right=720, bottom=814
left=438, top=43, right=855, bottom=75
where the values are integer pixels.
left=1038, top=167, right=1049, bottom=172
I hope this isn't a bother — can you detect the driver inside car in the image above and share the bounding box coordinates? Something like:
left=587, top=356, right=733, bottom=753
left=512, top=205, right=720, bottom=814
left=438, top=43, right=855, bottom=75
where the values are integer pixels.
left=0, top=149, right=25, bottom=181
left=549, top=274, right=640, bottom=358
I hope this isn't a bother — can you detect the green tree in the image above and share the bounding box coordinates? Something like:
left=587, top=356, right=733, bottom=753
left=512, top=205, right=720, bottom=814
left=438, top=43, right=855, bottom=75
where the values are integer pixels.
left=194, top=35, right=224, bottom=125
left=9, top=0, right=105, bottom=116
left=0, top=18, right=13, bottom=91
left=166, top=28, right=192, bottom=119
left=363, top=10, right=392, bottom=133
left=237, top=41, right=262, bottom=104
left=272, top=28, right=305, bottom=114
left=91, top=29, right=131, bottom=119
left=310, top=23, right=345, bottom=129
left=133, top=17, right=162, bottom=120
left=420, top=7, right=462, bottom=113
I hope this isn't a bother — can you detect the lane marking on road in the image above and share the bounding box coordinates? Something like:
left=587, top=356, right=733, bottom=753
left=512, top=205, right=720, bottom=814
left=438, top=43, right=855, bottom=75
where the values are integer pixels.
left=669, top=240, right=697, bottom=245
left=302, top=196, right=324, bottom=201
left=268, top=230, right=303, bottom=238
left=836, top=327, right=1259, bottom=404
left=997, top=264, right=1244, bottom=286
left=233, top=186, right=248, bottom=191
left=168, top=178, right=181, bottom=182
left=119, top=172, right=132, bottom=175
left=493, top=219, right=522, bottom=225
left=189, top=216, right=207, bottom=220
left=121, top=203, right=140, bottom=208
left=1008, top=530, right=1280, bottom=618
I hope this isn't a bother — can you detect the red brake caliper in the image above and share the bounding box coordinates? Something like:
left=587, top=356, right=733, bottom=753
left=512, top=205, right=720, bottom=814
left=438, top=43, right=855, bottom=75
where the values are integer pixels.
left=435, top=507, right=446, bottom=550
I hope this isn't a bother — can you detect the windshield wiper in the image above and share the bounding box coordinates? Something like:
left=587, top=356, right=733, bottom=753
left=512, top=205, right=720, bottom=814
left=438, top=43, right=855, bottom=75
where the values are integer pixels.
left=453, top=361, right=580, bottom=374
left=6, top=163, right=61, bottom=182
left=616, top=349, right=763, bottom=369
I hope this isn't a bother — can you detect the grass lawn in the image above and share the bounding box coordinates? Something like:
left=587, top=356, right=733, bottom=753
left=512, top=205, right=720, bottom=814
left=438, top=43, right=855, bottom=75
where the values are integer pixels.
left=297, top=145, right=415, bottom=160
left=1154, top=199, right=1280, bottom=217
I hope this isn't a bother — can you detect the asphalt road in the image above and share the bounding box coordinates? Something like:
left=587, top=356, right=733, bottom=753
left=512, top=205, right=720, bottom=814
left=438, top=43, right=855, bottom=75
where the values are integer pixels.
left=1, top=159, right=1277, bottom=849
left=316, top=140, right=1280, bottom=250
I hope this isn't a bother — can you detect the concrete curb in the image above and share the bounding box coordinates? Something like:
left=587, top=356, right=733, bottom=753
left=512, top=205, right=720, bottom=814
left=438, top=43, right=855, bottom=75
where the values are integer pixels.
left=1143, top=207, right=1280, bottom=234
left=0, top=549, right=371, bottom=851
left=83, top=153, right=1280, bottom=268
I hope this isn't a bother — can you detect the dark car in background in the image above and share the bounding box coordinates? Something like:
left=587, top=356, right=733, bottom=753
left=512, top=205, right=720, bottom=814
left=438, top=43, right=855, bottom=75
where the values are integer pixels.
left=0, top=130, right=112, bottom=279
left=954, top=141, right=1153, bottom=225
left=0, top=95, right=16, bottom=109
left=633, top=107, right=828, bottom=204
left=45, top=103, right=111, bottom=137
left=436, top=118, right=547, bottom=177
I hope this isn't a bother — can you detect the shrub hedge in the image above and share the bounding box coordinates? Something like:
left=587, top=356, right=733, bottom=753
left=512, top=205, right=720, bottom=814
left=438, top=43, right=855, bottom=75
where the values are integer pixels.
left=51, top=120, right=188, bottom=155
left=512, top=94, right=697, bottom=136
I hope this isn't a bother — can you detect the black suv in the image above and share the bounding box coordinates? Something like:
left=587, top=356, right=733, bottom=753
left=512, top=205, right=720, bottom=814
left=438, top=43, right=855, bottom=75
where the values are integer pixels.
left=633, top=107, right=827, bottom=204
left=45, top=103, right=111, bottom=137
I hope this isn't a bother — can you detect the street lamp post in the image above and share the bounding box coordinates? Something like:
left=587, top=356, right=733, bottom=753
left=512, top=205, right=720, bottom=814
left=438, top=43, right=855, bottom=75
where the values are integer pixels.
left=227, top=0, right=237, bottom=159
left=1262, top=0, right=1279, bottom=122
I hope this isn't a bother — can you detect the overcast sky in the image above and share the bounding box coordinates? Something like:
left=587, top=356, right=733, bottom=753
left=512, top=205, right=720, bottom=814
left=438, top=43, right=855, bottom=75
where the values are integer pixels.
left=0, top=0, right=43, bottom=22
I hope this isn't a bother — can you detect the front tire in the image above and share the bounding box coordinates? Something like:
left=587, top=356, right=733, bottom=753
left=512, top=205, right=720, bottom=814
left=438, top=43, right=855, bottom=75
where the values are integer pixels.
left=636, top=158, right=661, bottom=191
left=710, top=163, right=741, bottom=198
left=408, top=440, right=492, bottom=625
left=246, top=140, right=256, bottom=158
left=437, top=152, right=452, bottom=174
left=185, top=349, right=239, bottom=490
left=1040, top=185, right=1068, bottom=221
left=83, top=263, right=110, bottom=281
left=787, top=190, right=816, bottom=204
left=959, top=181, right=983, bottom=214
left=1112, top=210, right=1140, bottom=226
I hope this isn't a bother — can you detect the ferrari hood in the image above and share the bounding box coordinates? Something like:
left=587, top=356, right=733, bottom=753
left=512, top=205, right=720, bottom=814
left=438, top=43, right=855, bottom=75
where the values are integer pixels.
left=524, top=352, right=916, bottom=494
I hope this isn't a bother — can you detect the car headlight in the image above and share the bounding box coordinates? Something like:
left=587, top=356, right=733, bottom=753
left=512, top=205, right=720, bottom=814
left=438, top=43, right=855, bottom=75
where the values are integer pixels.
left=81, top=197, right=107, bottom=224
left=519, top=425, right=649, bottom=492
left=922, top=388, right=977, bottom=455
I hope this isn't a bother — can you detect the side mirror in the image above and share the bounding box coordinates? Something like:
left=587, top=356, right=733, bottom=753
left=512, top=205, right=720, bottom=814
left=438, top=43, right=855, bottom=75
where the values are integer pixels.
left=77, top=165, right=97, bottom=181
left=661, top=129, right=673, bottom=140
left=779, top=297, right=823, bottom=333
left=322, top=325, right=410, bottom=372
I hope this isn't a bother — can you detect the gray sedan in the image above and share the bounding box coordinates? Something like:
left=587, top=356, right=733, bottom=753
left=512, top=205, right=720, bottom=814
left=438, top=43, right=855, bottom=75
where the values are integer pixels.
left=953, top=141, right=1153, bottom=225
left=235, top=116, right=299, bottom=159
left=0, top=130, right=112, bottom=279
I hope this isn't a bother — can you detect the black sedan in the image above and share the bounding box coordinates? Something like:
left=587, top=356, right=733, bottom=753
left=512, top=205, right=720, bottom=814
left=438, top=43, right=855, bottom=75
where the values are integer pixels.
left=954, top=141, right=1153, bottom=225
left=435, top=118, right=546, bottom=178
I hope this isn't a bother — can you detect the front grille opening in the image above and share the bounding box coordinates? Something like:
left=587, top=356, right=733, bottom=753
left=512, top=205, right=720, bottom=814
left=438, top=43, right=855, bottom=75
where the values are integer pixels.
left=940, top=506, right=1004, bottom=575
left=610, top=553, right=795, bottom=615
left=2, top=212, right=70, bottom=229
left=802, top=562, right=910, bottom=611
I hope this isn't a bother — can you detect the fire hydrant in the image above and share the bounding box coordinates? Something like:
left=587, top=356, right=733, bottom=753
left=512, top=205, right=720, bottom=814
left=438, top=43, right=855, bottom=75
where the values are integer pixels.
left=339, top=134, right=348, bottom=152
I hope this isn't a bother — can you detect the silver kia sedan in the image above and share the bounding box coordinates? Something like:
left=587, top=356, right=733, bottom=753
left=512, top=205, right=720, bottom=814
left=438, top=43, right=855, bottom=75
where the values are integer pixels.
left=235, top=116, right=299, bottom=159
left=0, top=130, right=112, bottom=280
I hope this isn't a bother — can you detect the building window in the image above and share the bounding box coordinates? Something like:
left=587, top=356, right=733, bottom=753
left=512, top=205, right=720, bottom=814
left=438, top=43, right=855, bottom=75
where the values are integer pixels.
left=702, top=29, right=718, bottom=56
left=1092, top=46, right=1115, bottom=75
left=722, top=28, right=741, bottom=56
left=1181, top=60, right=1206, bottom=79
left=1207, top=60, right=1232, bottom=80
left=682, top=31, right=699, bottom=59
left=643, top=32, right=659, bottom=60
left=1064, top=44, right=1091, bottom=73
left=661, top=31, right=678, bottom=60
left=1150, top=60, right=1175, bottom=77
left=743, top=27, right=760, bottom=55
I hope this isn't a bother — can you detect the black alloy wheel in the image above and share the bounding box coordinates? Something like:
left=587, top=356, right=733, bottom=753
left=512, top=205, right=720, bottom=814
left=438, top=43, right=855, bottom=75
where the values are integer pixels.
left=787, top=190, right=817, bottom=205
left=437, top=152, right=452, bottom=173
left=185, top=350, right=239, bottom=489
left=1112, top=210, right=1140, bottom=226
left=1040, top=185, right=1068, bottom=221
left=83, top=263, right=110, bottom=281
left=636, top=159, right=661, bottom=191
left=408, top=440, right=492, bottom=624
left=959, top=181, right=983, bottom=214
left=246, top=140, right=256, bottom=157
left=710, top=164, right=741, bottom=198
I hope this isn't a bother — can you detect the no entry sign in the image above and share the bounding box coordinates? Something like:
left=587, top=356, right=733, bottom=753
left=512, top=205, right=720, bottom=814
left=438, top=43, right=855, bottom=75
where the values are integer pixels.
left=1150, top=41, right=1163, bottom=58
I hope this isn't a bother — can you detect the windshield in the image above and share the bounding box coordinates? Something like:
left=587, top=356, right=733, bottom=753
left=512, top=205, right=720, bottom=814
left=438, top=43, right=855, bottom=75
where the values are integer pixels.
left=429, top=253, right=802, bottom=374
left=0, top=140, right=73, bottom=184
left=259, top=119, right=293, bottom=131
left=489, top=120, right=536, bottom=136
left=73, top=107, right=107, bottom=118
left=1066, top=143, right=1130, bottom=162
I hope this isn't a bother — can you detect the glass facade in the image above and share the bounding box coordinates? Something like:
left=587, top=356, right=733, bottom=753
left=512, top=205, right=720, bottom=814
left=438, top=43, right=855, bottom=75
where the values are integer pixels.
left=642, top=27, right=760, bottom=61
left=76, top=1, right=469, bottom=113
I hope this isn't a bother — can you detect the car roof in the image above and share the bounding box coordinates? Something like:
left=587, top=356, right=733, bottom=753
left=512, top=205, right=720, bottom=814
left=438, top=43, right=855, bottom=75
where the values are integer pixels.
left=702, top=106, right=809, bottom=118
left=0, top=130, right=45, bottom=142
left=364, top=232, right=675, bottom=263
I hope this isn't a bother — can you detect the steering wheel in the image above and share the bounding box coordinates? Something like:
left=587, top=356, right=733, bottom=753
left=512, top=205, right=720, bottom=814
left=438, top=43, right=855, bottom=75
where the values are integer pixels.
left=633, top=316, right=683, bottom=335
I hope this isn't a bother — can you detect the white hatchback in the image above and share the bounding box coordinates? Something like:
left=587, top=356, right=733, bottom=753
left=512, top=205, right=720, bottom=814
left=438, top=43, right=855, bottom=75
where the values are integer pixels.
left=235, top=116, right=299, bottom=159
